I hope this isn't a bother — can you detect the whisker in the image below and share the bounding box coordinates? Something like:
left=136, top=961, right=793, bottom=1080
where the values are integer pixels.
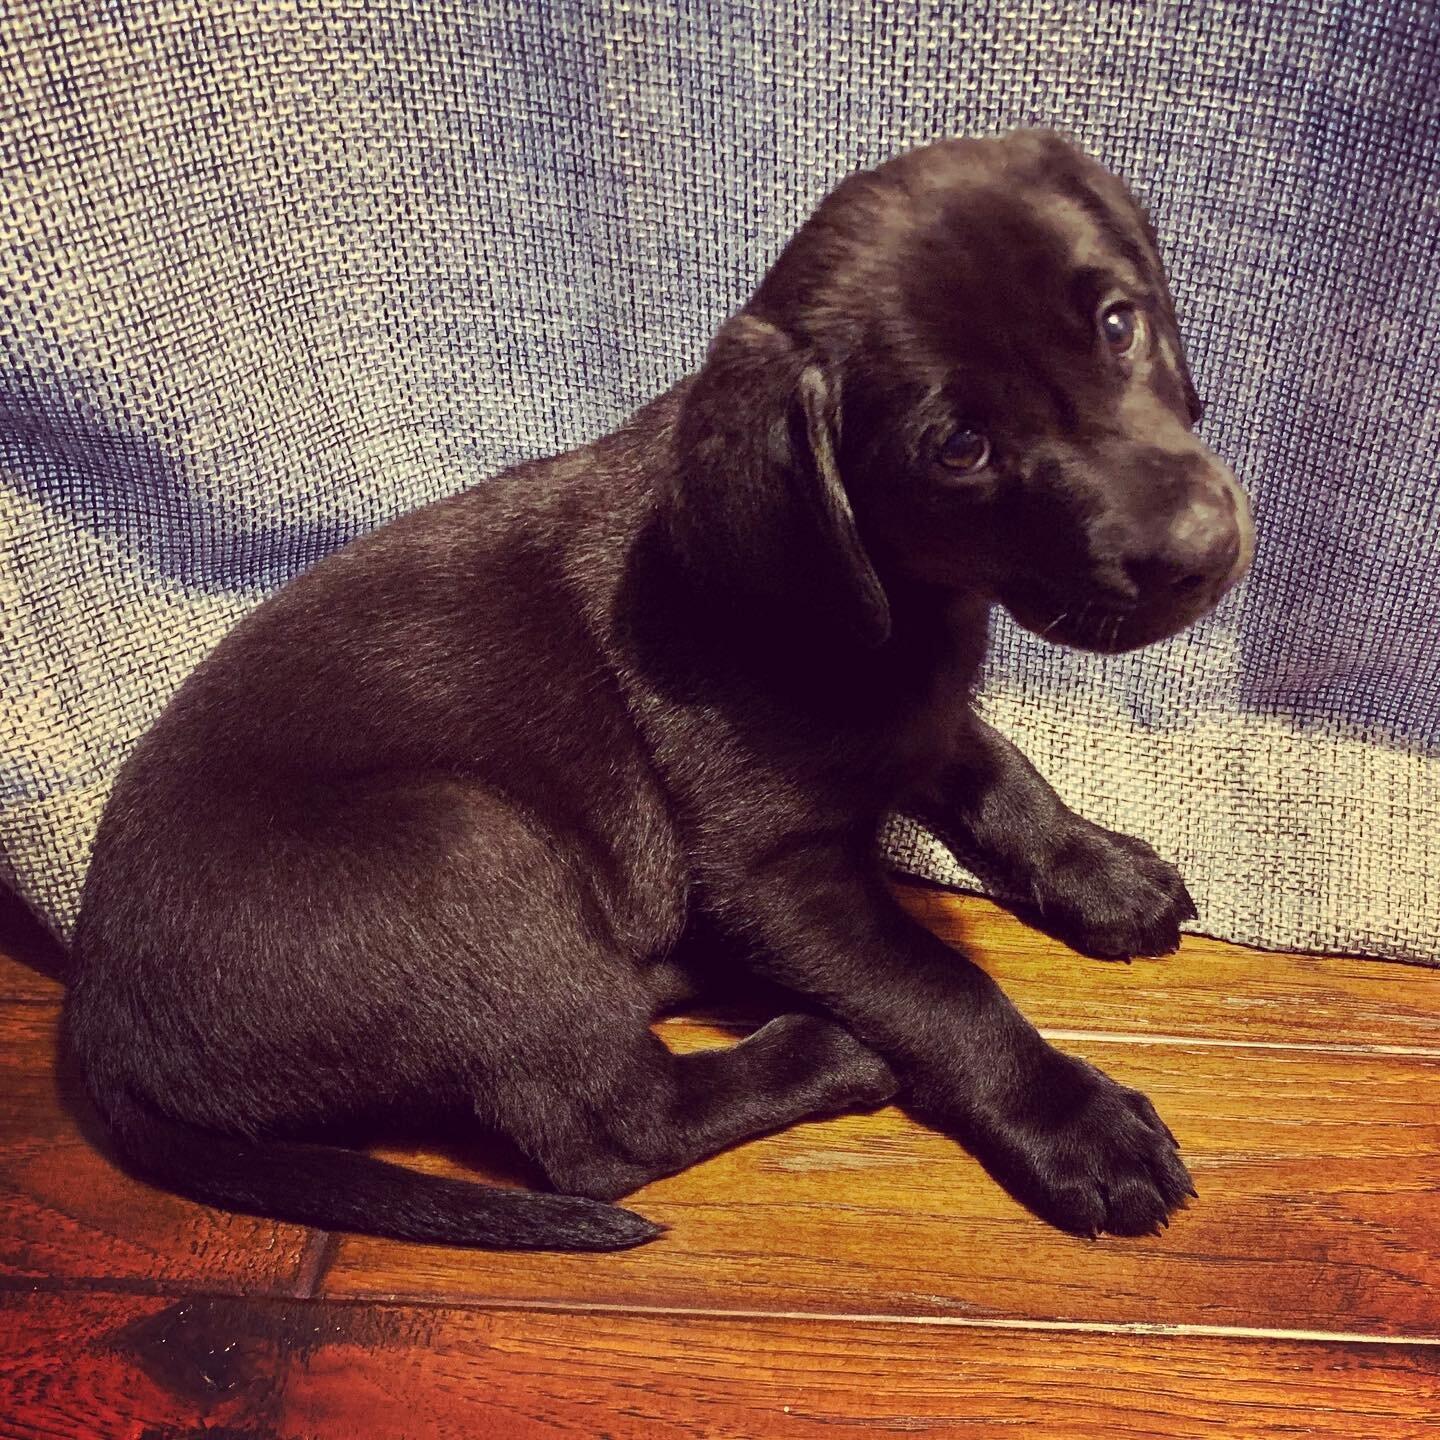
left=1041, top=610, right=1069, bottom=637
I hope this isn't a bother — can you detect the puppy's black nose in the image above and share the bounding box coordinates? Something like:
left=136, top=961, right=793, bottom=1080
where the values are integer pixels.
left=1124, top=490, right=1239, bottom=599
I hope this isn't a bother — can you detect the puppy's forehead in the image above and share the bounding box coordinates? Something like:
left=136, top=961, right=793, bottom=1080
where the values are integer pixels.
left=901, top=183, right=1143, bottom=312
left=869, top=192, right=1134, bottom=387
left=1038, top=194, right=1147, bottom=286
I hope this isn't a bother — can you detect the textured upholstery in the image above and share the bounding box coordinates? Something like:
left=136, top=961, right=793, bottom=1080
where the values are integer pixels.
left=3, top=2, right=1437, bottom=962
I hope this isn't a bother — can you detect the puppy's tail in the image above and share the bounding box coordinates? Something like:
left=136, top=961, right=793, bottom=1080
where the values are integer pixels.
left=93, top=1088, right=663, bottom=1252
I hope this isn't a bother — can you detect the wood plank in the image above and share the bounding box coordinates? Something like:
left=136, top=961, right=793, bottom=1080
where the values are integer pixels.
left=896, top=886, right=1440, bottom=1051
left=0, top=888, right=68, bottom=1002
left=268, top=1307, right=1440, bottom=1440
left=323, top=1028, right=1440, bottom=1337
left=0, top=1000, right=316, bottom=1295
left=2, top=1291, right=1436, bottom=1439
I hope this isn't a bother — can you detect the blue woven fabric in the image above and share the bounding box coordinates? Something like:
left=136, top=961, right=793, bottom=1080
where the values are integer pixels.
left=3, top=1, right=1437, bottom=961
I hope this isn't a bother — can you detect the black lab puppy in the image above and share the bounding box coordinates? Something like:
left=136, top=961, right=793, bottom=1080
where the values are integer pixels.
left=66, top=131, right=1253, bottom=1250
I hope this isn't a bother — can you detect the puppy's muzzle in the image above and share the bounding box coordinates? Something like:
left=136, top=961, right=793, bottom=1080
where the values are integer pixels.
left=1121, top=463, right=1253, bottom=608
left=1004, top=442, right=1254, bottom=653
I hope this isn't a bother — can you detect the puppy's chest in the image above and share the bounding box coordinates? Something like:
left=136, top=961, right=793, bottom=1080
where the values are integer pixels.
left=885, top=646, right=980, bottom=792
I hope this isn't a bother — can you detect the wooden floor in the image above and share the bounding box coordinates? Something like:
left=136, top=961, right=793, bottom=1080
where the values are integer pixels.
left=1, top=884, right=1436, bottom=1437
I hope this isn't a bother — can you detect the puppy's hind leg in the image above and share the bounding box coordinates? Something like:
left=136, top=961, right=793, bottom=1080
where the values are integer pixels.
left=493, top=1008, right=899, bottom=1204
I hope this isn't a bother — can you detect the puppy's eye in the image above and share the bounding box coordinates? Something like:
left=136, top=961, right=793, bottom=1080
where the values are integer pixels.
left=937, top=427, right=991, bottom=473
left=1101, top=302, right=1141, bottom=355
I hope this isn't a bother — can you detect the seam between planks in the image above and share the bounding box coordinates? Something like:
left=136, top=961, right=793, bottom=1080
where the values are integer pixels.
left=291, top=1229, right=340, bottom=1299
left=258, top=1293, right=1440, bottom=1347
left=7, top=1274, right=1437, bottom=1347
left=0, top=1273, right=312, bottom=1300
left=1036, top=1028, right=1440, bottom=1058
left=4, top=1277, right=1437, bottom=1347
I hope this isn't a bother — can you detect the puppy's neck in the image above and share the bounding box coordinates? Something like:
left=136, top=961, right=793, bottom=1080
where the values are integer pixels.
left=883, top=580, right=991, bottom=684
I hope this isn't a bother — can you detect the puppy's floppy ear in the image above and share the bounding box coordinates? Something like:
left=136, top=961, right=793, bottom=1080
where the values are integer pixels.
left=669, top=313, right=891, bottom=647
left=1034, top=133, right=1204, bottom=425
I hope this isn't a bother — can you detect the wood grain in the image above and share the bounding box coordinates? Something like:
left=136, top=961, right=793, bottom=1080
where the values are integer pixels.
left=896, top=886, right=1440, bottom=1051
left=0, top=961, right=61, bottom=1005
left=2, top=1292, right=1436, bottom=1440
left=0, top=1291, right=286, bottom=1437
left=324, top=1027, right=1440, bottom=1337
left=0, top=998, right=316, bottom=1295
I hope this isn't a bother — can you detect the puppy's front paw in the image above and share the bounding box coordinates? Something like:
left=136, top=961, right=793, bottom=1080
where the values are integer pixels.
left=1030, top=825, right=1196, bottom=959
left=972, top=1053, right=1195, bottom=1237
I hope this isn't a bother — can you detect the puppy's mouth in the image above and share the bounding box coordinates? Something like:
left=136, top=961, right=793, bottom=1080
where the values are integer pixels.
left=1001, top=581, right=1151, bottom=653
left=1000, top=567, right=1244, bottom=654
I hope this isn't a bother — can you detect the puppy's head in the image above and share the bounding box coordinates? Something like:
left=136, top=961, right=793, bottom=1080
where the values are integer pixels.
left=671, top=130, right=1253, bottom=653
